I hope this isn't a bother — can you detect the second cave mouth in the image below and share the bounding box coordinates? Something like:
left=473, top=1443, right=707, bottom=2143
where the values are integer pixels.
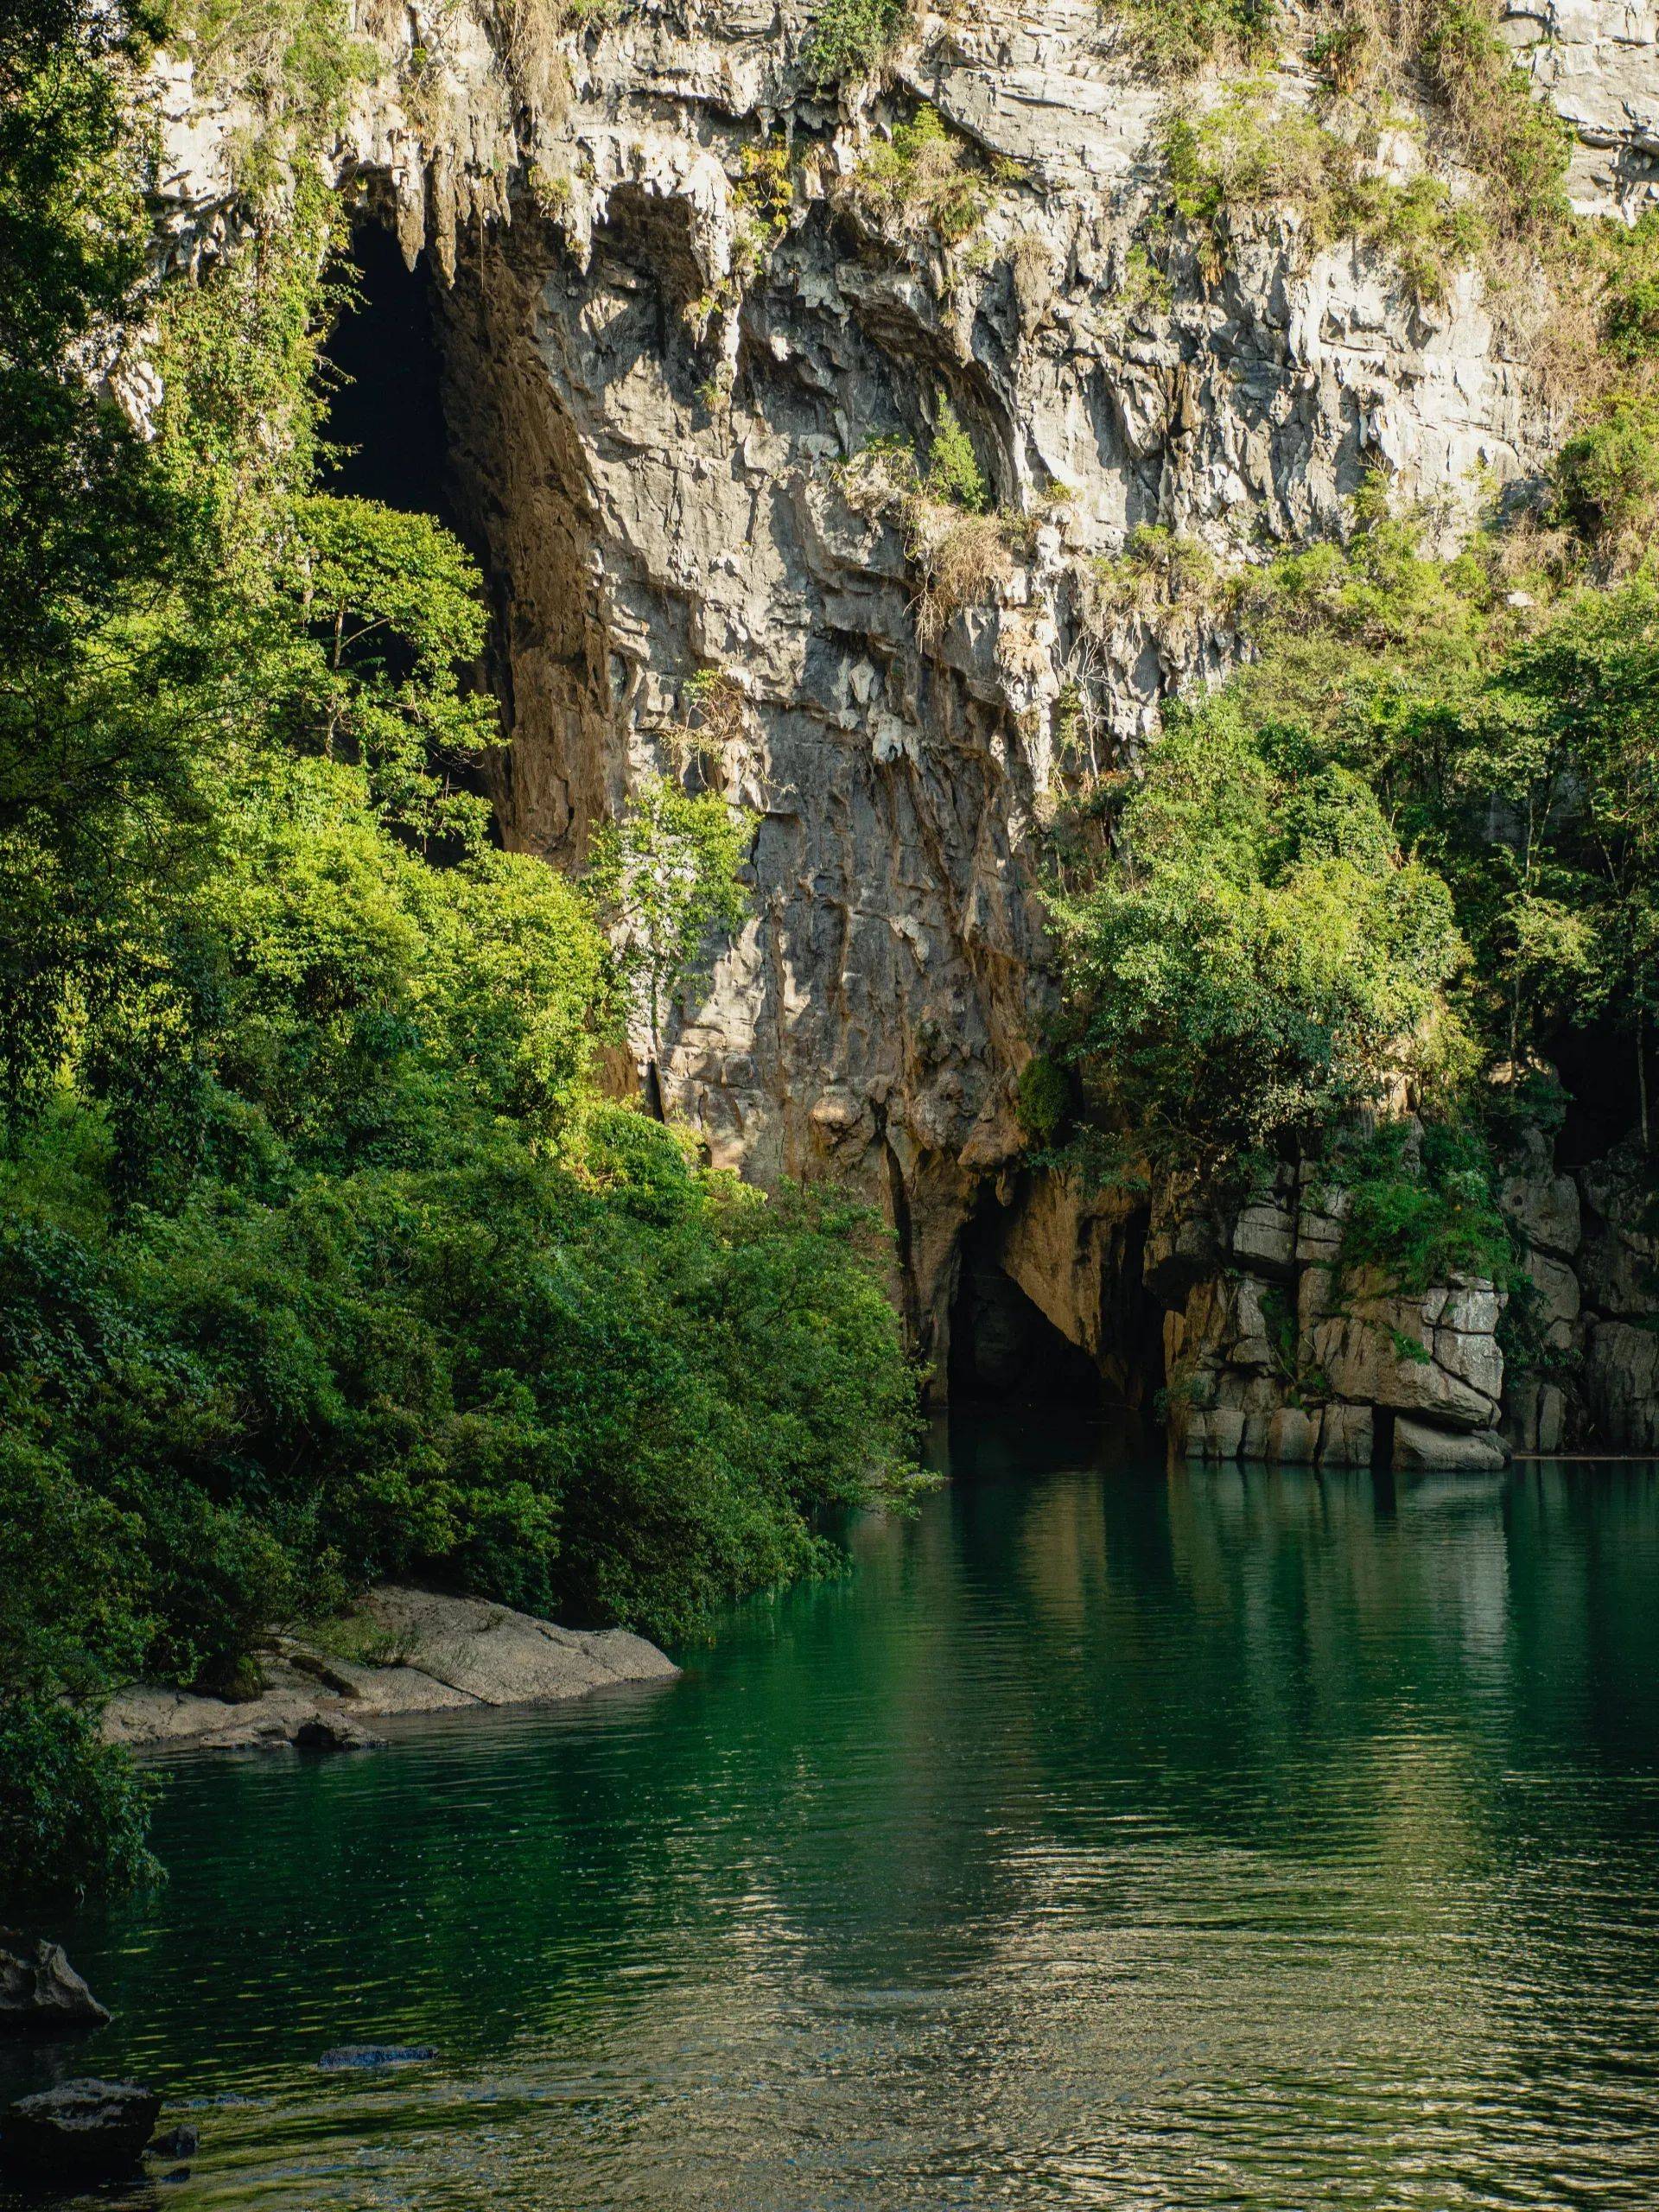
left=321, top=220, right=455, bottom=524
left=948, top=1201, right=1104, bottom=1407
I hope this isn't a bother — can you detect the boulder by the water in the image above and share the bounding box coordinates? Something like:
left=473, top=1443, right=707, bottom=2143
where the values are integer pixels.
left=293, top=1713, right=386, bottom=1751
left=318, top=2044, right=437, bottom=2071
left=0, top=1933, right=111, bottom=2037
left=0, top=2079, right=160, bottom=2182
left=149, top=2124, right=200, bottom=2158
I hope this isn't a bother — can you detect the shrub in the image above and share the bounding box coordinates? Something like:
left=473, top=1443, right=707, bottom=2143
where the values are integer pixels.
left=805, top=0, right=907, bottom=86
left=1016, top=1055, right=1071, bottom=1143
left=1160, top=82, right=1486, bottom=304
left=1338, top=1122, right=1514, bottom=1292
left=1116, top=0, right=1276, bottom=79
left=0, top=1694, right=156, bottom=1904
left=842, top=104, right=987, bottom=246
left=1417, top=0, right=1573, bottom=244
left=1553, top=397, right=1659, bottom=546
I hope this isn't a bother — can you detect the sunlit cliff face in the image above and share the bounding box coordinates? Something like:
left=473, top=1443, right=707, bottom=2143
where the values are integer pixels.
left=154, top=0, right=1659, bottom=1409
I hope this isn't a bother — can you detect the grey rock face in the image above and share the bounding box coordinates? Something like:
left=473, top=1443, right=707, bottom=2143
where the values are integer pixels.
left=0, top=2081, right=161, bottom=2182
left=0, top=1935, right=111, bottom=2038
left=1392, top=1415, right=1509, bottom=1473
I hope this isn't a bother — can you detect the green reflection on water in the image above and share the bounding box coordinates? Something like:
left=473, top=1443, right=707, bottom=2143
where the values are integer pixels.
left=5, top=1416, right=1658, bottom=2209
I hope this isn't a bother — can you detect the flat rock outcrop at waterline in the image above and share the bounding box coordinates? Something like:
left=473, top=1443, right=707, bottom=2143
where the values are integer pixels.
left=101, top=1586, right=677, bottom=1755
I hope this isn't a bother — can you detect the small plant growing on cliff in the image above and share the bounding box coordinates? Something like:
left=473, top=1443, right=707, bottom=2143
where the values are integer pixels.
left=585, top=777, right=752, bottom=1116
left=664, top=669, right=748, bottom=762
left=843, top=105, right=986, bottom=247
left=927, top=398, right=988, bottom=512
left=1016, top=1056, right=1071, bottom=1144
left=1551, top=396, right=1659, bottom=552
left=735, top=142, right=794, bottom=235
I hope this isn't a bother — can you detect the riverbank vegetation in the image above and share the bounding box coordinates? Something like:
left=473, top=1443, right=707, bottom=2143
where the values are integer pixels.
left=0, top=0, right=919, bottom=1902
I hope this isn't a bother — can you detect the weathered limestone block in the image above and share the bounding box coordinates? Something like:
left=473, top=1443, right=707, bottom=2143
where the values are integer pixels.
left=1267, top=1404, right=1322, bottom=1464
left=1145, top=1178, right=1224, bottom=1307
left=1309, top=1282, right=1503, bottom=1432
left=1294, top=1171, right=1350, bottom=1262
left=1584, top=1319, right=1659, bottom=1450
left=994, top=1166, right=1156, bottom=1398
left=1393, top=1416, right=1508, bottom=1472
left=1229, top=1170, right=1298, bottom=1278
left=1500, top=1127, right=1582, bottom=1259
left=1524, top=1250, right=1582, bottom=1351
left=1579, top=1149, right=1659, bottom=1317
left=1507, top=1374, right=1567, bottom=1454
left=0, top=1937, right=110, bottom=2038
left=1318, top=1402, right=1374, bottom=1467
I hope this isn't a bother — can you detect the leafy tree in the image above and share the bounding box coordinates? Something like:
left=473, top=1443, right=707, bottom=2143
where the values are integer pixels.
left=289, top=494, right=499, bottom=846
left=586, top=774, right=751, bottom=1116
left=1052, top=702, right=1467, bottom=1168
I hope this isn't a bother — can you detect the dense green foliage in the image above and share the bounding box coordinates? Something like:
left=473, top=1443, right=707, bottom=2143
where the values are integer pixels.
left=1052, top=702, right=1466, bottom=1164
left=1, top=0, right=918, bottom=1900
left=1052, top=474, right=1659, bottom=1267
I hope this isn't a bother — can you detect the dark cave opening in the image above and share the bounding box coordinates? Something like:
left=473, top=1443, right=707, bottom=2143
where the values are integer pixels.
left=1548, top=1009, right=1643, bottom=1166
left=321, top=221, right=455, bottom=524
left=948, top=1198, right=1103, bottom=1408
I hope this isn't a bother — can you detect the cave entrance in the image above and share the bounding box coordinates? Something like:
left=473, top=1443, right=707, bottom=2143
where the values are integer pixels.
left=321, top=221, right=455, bottom=524
left=948, top=1197, right=1103, bottom=1407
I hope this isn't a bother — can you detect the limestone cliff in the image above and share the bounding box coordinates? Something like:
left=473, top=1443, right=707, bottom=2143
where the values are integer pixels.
left=144, top=0, right=1659, bottom=1446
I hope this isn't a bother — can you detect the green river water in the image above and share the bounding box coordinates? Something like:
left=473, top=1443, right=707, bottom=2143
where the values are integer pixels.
left=4, top=1416, right=1659, bottom=2210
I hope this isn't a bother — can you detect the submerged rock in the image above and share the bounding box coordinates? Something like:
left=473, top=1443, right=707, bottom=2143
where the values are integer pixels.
left=149, top=2124, right=200, bottom=2158
left=318, top=2044, right=437, bottom=2071
left=0, top=2079, right=160, bottom=2182
left=0, top=1933, right=111, bottom=2037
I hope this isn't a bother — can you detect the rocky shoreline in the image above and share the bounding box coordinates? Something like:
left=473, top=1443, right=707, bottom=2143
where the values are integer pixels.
left=100, top=1585, right=677, bottom=1756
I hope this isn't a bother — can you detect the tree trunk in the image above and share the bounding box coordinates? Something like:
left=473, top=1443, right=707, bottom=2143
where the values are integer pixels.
left=1640, top=1012, right=1650, bottom=1154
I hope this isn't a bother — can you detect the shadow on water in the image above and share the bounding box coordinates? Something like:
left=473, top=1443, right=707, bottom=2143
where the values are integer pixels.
left=5, top=1417, right=1659, bottom=2210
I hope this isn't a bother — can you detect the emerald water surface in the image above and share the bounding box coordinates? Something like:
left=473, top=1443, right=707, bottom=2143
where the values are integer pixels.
left=6, top=1418, right=1659, bottom=2209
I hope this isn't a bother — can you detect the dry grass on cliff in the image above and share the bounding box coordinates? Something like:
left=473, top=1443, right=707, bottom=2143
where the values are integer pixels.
left=908, top=502, right=1014, bottom=644
left=836, top=434, right=1015, bottom=642
left=489, top=0, right=569, bottom=122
